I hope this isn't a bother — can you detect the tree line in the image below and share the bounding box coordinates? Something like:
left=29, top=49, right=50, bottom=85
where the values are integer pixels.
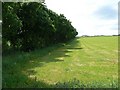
left=2, top=2, right=78, bottom=52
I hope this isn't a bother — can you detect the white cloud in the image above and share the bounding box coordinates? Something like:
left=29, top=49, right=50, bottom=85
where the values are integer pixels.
left=45, top=0, right=119, bottom=36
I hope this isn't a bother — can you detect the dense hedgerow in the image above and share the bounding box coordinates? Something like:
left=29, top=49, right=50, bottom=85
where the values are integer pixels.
left=2, top=2, right=78, bottom=52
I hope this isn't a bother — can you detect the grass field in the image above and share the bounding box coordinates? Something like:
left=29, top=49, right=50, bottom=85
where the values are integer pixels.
left=3, top=36, right=118, bottom=88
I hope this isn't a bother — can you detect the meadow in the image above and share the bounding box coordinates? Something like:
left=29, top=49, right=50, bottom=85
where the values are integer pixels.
left=3, top=36, right=118, bottom=88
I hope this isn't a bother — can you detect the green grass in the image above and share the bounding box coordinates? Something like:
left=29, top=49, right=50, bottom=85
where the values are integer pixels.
left=3, top=36, right=118, bottom=88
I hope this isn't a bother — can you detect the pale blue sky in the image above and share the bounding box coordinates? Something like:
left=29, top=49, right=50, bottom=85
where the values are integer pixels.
left=94, top=5, right=117, bottom=20
left=45, top=0, right=119, bottom=36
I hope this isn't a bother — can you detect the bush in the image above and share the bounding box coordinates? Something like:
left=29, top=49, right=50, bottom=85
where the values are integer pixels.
left=2, top=2, right=78, bottom=52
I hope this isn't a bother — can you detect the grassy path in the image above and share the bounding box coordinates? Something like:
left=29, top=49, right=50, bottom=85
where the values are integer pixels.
left=3, top=36, right=118, bottom=88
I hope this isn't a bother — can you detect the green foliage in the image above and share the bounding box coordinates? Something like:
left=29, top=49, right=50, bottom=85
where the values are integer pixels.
left=2, top=2, right=78, bottom=52
left=55, top=78, right=118, bottom=88
left=2, top=2, right=22, bottom=52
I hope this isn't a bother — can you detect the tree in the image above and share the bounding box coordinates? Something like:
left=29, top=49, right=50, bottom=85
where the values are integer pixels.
left=2, top=2, right=78, bottom=52
left=2, top=2, right=22, bottom=52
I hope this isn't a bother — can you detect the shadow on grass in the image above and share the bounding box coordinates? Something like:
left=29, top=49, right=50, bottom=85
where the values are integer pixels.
left=66, top=47, right=83, bottom=49
left=3, top=37, right=83, bottom=88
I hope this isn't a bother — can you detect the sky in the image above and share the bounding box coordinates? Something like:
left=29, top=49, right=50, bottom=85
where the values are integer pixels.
left=45, top=0, right=119, bottom=36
